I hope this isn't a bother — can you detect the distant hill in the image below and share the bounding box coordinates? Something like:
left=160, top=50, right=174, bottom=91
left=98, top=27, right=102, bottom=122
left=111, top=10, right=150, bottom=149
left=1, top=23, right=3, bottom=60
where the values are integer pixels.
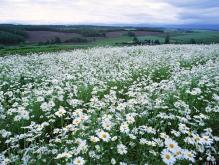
left=0, top=24, right=219, bottom=46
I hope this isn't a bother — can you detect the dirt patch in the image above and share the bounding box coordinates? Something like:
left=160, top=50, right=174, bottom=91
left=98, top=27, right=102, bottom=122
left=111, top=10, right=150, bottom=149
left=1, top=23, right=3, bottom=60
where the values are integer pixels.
left=105, top=30, right=164, bottom=38
left=26, top=31, right=82, bottom=43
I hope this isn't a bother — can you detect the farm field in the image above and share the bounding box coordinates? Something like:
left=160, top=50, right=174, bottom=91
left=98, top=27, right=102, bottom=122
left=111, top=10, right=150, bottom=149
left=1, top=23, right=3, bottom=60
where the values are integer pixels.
left=170, top=31, right=219, bottom=44
left=0, top=45, right=219, bottom=164
left=1, top=24, right=219, bottom=56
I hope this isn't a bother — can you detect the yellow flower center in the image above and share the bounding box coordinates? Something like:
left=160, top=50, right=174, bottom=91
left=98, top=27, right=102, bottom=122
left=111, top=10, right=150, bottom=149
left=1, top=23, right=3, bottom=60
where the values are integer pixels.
left=176, top=151, right=181, bottom=155
left=102, top=134, right=107, bottom=138
left=165, top=154, right=170, bottom=160
left=169, top=144, right=174, bottom=148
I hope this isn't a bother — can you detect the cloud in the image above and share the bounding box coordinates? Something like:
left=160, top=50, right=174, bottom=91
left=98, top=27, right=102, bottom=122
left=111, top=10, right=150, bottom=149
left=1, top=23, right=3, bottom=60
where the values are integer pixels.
left=0, top=0, right=218, bottom=25
left=159, top=0, right=219, bottom=24
left=163, top=0, right=219, bottom=8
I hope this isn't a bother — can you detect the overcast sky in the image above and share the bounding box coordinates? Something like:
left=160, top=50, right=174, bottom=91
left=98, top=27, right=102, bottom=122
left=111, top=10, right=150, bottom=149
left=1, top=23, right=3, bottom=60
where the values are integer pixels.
left=0, top=0, right=218, bottom=25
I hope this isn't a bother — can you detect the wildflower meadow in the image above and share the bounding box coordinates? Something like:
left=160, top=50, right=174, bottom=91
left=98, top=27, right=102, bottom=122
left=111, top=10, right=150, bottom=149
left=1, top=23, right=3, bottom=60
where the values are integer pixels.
left=0, top=45, right=219, bottom=165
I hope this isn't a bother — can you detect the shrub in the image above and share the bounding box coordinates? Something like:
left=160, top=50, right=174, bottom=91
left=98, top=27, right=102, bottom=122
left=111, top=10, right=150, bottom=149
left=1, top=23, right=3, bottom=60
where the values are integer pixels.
left=189, top=38, right=196, bottom=44
left=53, top=37, right=61, bottom=44
left=133, top=36, right=139, bottom=44
left=154, top=40, right=160, bottom=45
left=164, top=34, right=170, bottom=44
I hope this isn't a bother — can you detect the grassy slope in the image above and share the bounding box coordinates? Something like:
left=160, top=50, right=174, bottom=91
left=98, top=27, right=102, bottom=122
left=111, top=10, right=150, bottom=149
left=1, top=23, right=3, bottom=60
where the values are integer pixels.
left=170, top=31, right=219, bottom=43
left=0, top=36, right=133, bottom=56
left=94, top=36, right=133, bottom=46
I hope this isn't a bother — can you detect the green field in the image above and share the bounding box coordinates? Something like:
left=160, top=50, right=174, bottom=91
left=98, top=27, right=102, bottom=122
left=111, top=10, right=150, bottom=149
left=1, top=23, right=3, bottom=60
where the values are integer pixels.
left=94, top=36, right=133, bottom=46
left=0, top=36, right=135, bottom=56
left=0, top=44, right=93, bottom=56
left=0, top=37, right=131, bottom=56
left=170, top=31, right=219, bottom=44
left=137, top=30, right=219, bottom=44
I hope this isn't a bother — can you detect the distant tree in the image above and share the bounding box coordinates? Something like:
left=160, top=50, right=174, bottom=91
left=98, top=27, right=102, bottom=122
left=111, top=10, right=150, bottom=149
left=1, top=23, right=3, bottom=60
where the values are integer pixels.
left=164, top=35, right=170, bottom=44
left=133, top=36, right=139, bottom=44
left=144, top=40, right=148, bottom=44
left=154, top=40, right=160, bottom=45
left=54, top=37, right=61, bottom=44
left=189, top=38, right=196, bottom=44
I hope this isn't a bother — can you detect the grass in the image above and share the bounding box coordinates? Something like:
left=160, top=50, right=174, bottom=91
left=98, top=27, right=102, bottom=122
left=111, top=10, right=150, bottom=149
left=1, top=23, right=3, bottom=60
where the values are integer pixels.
left=170, top=31, right=219, bottom=44
left=138, top=30, right=219, bottom=44
left=94, top=36, right=133, bottom=46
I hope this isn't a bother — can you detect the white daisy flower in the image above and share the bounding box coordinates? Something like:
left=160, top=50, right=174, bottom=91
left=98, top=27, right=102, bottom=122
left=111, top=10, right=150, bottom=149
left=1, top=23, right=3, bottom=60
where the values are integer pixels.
left=111, top=158, right=116, bottom=165
left=183, top=150, right=196, bottom=163
left=161, top=149, right=176, bottom=165
left=97, top=130, right=110, bottom=142
left=120, top=122, right=129, bottom=133
left=55, top=152, right=72, bottom=159
left=90, top=136, right=100, bottom=143
left=165, top=138, right=179, bottom=153
left=117, top=144, right=127, bottom=155
left=73, top=156, right=85, bottom=165
left=55, top=106, right=66, bottom=117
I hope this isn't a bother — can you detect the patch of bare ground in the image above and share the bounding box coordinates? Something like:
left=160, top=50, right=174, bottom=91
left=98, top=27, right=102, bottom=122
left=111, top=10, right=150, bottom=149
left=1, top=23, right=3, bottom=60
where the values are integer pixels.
left=26, top=31, right=82, bottom=43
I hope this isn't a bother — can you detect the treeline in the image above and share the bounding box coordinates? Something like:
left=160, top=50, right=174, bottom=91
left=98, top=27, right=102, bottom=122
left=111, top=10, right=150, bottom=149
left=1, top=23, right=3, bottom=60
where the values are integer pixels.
left=8, top=24, right=164, bottom=32
left=118, top=34, right=205, bottom=46
left=0, top=25, right=27, bottom=45
left=0, top=24, right=164, bottom=38
left=0, top=25, right=27, bottom=37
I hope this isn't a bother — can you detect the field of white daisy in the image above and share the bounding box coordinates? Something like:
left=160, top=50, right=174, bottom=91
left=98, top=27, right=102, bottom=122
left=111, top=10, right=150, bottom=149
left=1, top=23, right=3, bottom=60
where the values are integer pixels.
left=0, top=45, right=219, bottom=165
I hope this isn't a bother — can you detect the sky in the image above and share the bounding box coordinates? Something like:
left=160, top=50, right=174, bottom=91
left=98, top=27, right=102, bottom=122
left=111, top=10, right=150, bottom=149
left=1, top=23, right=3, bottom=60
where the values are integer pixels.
left=0, top=0, right=219, bottom=25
